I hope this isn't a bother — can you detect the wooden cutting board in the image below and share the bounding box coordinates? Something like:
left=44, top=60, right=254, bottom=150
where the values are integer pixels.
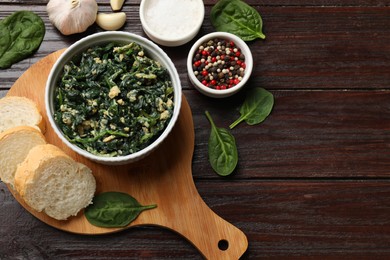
left=6, top=50, right=248, bottom=259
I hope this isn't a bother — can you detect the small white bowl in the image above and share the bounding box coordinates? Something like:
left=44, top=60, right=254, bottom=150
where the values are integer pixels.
left=187, top=32, right=253, bottom=98
left=45, top=32, right=182, bottom=165
left=139, top=0, right=204, bottom=47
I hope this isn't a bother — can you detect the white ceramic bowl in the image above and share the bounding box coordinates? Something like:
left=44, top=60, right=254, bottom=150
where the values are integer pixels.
left=187, top=32, right=253, bottom=98
left=139, top=0, right=204, bottom=47
left=45, top=31, right=182, bottom=165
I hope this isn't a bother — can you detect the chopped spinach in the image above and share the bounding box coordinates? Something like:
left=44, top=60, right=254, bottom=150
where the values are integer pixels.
left=54, top=42, right=174, bottom=157
left=0, top=11, right=45, bottom=69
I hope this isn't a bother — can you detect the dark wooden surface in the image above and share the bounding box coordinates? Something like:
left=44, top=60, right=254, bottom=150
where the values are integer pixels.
left=1, top=1, right=390, bottom=259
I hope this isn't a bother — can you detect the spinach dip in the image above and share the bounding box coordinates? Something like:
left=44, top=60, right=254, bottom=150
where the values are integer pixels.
left=54, top=42, right=174, bottom=157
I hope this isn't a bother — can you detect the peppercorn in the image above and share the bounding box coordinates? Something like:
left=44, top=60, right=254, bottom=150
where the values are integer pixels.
left=192, top=37, right=245, bottom=90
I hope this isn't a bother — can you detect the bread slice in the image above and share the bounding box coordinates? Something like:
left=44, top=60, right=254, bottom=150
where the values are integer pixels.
left=0, top=96, right=45, bottom=134
left=0, top=126, right=46, bottom=187
left=14, top=144, right=96, bottom=220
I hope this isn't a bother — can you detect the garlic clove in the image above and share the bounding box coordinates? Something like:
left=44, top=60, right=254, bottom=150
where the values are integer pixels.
left=110, top=0, right=125, bottom=11
left=96, top=12, right=126, bottom=31
left=47, top=0, right=98, bottom=35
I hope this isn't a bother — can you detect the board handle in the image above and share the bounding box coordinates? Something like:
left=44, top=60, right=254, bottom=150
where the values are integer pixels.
left=163, top=196, right=248, bottom=260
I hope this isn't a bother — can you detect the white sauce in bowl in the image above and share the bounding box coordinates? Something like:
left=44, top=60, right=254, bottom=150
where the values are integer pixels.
left=141, top=0, right=204, bottom=45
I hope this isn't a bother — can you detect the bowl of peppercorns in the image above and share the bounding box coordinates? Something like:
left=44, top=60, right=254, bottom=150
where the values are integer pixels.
left=187, top=32, right=253, bottom=98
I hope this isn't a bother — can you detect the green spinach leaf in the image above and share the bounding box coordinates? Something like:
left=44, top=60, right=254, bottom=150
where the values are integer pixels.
left=230, top=87, right=274, bottom=129
left=0, top=11, right=45, bottom=69
left=85, top=192, right=157, bottom=228
left=211, top=0, right=266, bottom=41
left=205, top=111, right=238, bottom=176
left=0, top=23, right=10, bottom=59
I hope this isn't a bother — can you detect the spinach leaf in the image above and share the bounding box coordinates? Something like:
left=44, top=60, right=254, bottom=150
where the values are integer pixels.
left=230, top=87, right=274, bottom=129
left=0, top=23, right=10, bottom=59
left=0, top=11, right=45, bottom=69
left=85, top=192, right=157, bottom=228
left=205, top=111, right=238, bottom=176
left=211, top=0, right=266, bottom=41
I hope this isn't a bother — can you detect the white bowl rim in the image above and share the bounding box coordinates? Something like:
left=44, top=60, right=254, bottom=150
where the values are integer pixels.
left=187, top=31, right=253, bottom=97
left=139, top=0, right=205, bottom=44
left=45, top=31, right=182, bottom=164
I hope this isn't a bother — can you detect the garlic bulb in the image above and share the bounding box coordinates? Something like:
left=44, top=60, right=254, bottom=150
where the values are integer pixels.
left=47, top=0, right=98, bottom=35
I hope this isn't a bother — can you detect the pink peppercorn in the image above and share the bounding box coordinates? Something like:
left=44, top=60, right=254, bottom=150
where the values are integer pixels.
left=192, top=37, right=245, bottom=90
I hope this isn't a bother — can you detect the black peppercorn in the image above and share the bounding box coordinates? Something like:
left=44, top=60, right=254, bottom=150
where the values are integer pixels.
left=192, top=37, right=246, bottom=90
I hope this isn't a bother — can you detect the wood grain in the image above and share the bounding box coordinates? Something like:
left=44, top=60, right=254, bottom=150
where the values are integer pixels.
left=2, top=180, right=390, bottom=259
left=1, top=5, right=389, bottom=91
left=1, top=1, right=390, bottom=259
left=6, top=50, right=248, bottom=259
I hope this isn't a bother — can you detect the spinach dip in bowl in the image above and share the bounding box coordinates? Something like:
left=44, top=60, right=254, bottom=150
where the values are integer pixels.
left=46, top=32, right=182, bottom=165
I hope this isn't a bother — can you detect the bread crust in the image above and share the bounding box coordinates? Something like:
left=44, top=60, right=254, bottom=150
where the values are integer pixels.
left=14, top=144, right=96, bottom=220
left=0, top=96, right=46, bottom=134
left=14, top=144, right=67, bottom=197
left=0, top=125, right=45, bottom=142
left=0, top=126, right=46, bottom=186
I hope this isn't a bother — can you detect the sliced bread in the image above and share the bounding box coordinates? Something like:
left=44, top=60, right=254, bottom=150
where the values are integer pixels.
left=0, top=96, right=46, bottom=134
left=14, top=144, right=96, bottom=220
left=0, top=126, right=46, bottom=187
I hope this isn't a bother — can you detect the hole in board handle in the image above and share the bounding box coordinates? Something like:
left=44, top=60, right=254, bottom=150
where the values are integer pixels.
left=218, top=239, right=229, bottom=251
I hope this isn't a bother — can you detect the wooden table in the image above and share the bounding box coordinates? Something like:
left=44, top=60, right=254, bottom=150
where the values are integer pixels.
left=1, top=0, right=389, bottom=259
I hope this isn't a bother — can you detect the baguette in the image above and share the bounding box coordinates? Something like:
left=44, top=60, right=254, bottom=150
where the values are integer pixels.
left=0, top=96, right=45, bottom=134
left=14, top=144, right=96, bottom=220
left=0, top=126, right=46, bottom=187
